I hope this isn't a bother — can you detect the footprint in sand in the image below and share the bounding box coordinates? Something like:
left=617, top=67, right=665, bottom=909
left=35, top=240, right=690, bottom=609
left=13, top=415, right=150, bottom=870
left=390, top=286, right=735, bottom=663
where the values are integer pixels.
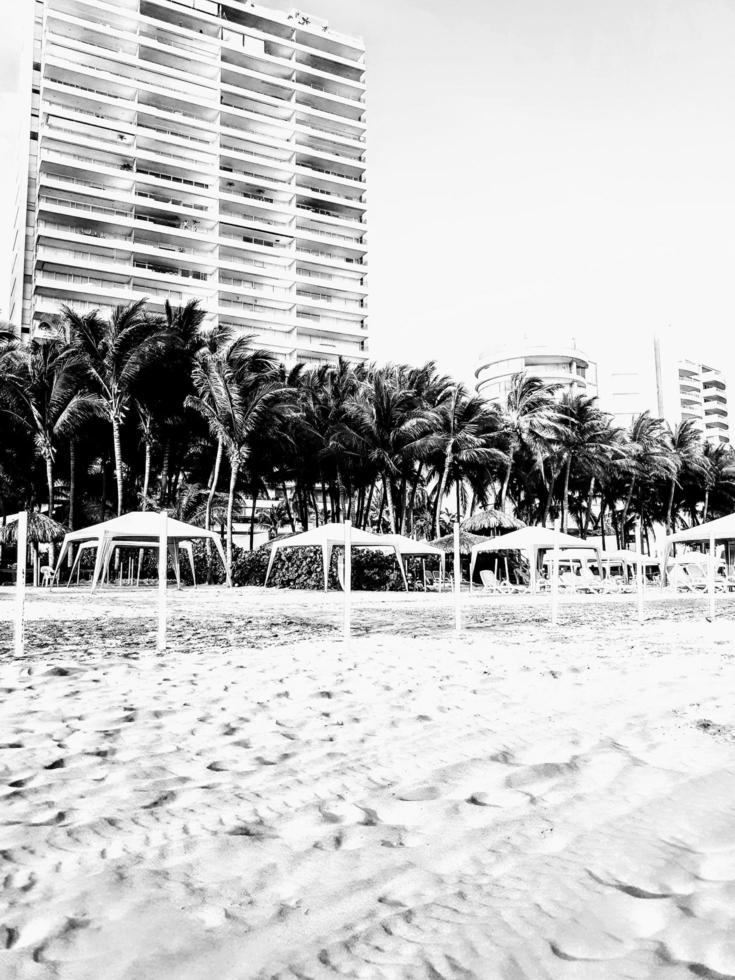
left=395, top=785, right=441, bottom=802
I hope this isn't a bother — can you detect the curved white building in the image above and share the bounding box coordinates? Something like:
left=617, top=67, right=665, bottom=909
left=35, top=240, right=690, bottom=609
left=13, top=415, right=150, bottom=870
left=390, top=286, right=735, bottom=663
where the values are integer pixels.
left=475, top=343, right=598, bottom=403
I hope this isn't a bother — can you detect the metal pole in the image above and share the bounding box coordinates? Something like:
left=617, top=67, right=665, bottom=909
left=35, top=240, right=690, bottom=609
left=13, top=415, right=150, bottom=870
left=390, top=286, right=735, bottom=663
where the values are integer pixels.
left=709, top=532, right=716, bottom=621
left=14, top=511, right=28, bottom=657
left=635, top=523, right=644, bottom=623
left=343, top=519, right=351, bottom=639
left=453, top=521, right=461, bottom=633
left=157, top=509, right=168, bottom=652
left=551, top=518, right=560, bottom=625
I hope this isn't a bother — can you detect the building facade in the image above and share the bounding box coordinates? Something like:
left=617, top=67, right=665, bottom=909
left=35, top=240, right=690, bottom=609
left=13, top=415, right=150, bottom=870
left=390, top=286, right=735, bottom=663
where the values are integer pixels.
left=475, top=342, right=598, bottom=404
left=597, top=338, right=730, bottom=444
left=10, top=0, right=368, bottom=366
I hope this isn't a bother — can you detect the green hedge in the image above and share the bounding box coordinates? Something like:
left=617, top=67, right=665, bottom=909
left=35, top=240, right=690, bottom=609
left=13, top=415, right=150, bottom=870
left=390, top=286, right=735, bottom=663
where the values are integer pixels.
left=232, top=544, right=435, bottom=591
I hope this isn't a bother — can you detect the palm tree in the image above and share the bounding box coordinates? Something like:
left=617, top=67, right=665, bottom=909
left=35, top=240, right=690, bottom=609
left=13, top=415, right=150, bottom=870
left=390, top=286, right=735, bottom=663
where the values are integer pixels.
left=497, top=373, right=561, bottom=511
left=0, top=332, right=100, bottom=516
left=618, top=412, right=675, bottom=547
left=421, top=385, right=506, bottom=537
left=63, top=301, right=169, bottom=516
left=336, top=367, right=431, bottom=534
left=187, top=339, right=290, bottom=571
left=701, top=442, right=735, bottom=522
left=553, top=394, right=616, bottom=532
left=663, top=420, right=707, bottom=534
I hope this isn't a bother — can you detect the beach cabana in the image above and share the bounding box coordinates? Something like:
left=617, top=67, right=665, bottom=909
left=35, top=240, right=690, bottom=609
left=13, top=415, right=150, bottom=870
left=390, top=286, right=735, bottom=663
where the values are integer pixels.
left=263, top=522, right=409, bottom=591
left=661, top=513, right=735, bottom=585
left=53, top=512, right=229, bottom=589
left=384, top=534, right=445, bottom=590
left=599, top=549, right=660, bottom=582
left=469, top=526, right=601, bottom=592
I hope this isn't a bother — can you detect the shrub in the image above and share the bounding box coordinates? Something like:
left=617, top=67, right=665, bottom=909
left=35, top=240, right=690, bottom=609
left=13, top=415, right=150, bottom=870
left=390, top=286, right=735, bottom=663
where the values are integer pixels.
left=232, top=543, right=434, bottom=591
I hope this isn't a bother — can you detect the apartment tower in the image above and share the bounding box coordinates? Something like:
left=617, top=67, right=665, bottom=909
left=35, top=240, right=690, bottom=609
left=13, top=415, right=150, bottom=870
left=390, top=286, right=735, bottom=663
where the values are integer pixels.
left=475, top=341, right=598, bottom=404
left=10, top=0, right=368, bottom=366
left=598, top=338, right=730, bottom=444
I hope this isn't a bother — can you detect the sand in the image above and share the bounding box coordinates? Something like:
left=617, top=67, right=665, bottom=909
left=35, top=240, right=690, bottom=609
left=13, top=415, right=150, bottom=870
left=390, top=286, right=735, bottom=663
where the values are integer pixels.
left=1, top=586, right=735, bottom=979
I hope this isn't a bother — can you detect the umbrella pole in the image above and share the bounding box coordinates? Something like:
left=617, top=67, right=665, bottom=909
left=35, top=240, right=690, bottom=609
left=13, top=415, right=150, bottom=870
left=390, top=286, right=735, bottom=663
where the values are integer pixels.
left=551, top=520, right=560, bottom=625
left=453, top=522, right=461, bottom=633
left=635, top=523, right=644, bottom=623
left=157, top=510, right=168, bottom=653
left=343, top=520, right=351, bottom=640
left=14, top=512, right=27, bottom=657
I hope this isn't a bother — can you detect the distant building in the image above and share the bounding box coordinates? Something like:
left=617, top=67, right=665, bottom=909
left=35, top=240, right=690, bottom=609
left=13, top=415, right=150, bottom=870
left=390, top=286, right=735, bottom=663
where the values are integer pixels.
left=9, top=0, right=368, bottom=367
left=475, top=342, right=598, bottom=404
left=597, top=338, right=730, bottom=443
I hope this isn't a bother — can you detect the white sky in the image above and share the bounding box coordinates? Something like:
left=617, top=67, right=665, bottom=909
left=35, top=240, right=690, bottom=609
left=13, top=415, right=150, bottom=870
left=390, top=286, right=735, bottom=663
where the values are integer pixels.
left=2, top=0, right=735, bottom=391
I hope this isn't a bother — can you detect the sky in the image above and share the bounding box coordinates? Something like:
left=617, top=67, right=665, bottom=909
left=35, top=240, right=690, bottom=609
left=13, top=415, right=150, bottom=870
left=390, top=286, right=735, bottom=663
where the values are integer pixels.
left=2, top=0, right=735, bottom=390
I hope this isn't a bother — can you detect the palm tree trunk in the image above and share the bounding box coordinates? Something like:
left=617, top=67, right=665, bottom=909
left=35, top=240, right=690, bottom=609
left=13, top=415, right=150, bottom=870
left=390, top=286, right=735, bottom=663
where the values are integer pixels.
left=542, top=477, right=554, bottom=526
left=159, top=440, right=170, bottom=507
left=205, top=439, right=223, bottom=534
left=376, top=486, right=385, bottom=530
left=101, top=457, right=108, bottom=518
left=141, top=441, right=151, bottom=509
left=282, top=482, right=296, bottom=533
left=311, top=490, right=320, bottom=526
left=499, top=453, right=513, bottom=510
left=455, top=474, right=462, bottom=524
left=406, top=463, right=423, bottom=535
left=321, top=480, right=329, bottom=524
left=45, top=455, right=54, bottom=518
left=620, top=478, right=636, bottom=549
left=363, top=481, right=375, bottom=530
left=68, top=439, right=77, bottom=531
left=561, top=454, right=572, bottom=532
left=599, top=497, right=606, bottom=551
left=583, top=476, right=596, bottom=534
left=226, top=456, right=239, bottom=574
left=434, top=453, right=452, bottom=539
left=112, top=419, right=124, bottom=517
left=665, top=477, right=676, bottom=535
left=383, top=474, right=397, bottom=533
left=204, top=439, right=223, bottom=584
left=249, top=488, right=257, bottom=550
left=703, top=488, right=710, bottom=523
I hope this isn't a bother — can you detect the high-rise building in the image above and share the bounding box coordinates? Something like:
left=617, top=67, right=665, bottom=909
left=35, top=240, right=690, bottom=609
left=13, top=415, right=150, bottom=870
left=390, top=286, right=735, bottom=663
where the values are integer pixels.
left=597, top=338, right=730, bottom=444
left=10, top=0, right=368, bottom=367
left=475, top=341, right=598, bottom=404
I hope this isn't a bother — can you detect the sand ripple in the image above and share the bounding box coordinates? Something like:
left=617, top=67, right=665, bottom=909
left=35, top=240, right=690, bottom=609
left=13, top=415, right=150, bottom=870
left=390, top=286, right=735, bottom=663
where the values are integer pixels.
left=1, top=588, right=735, bottom=977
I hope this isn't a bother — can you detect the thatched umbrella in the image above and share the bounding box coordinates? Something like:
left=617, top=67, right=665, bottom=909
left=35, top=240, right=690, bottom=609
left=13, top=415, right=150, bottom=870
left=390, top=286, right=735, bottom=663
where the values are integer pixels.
left=0, top=511, right=67, bottom=545
left=1, top=512, right=67, bottom=587
left=461, top=509, right=525, bottom=534
left=431, top=531, right=485, bottom=555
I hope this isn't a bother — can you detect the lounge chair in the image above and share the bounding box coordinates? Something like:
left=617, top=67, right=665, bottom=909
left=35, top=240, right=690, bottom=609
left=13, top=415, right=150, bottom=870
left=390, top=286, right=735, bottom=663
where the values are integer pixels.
left=574, top=571, right=605, bottom=594
left=480, top=569, right=519, bottom=594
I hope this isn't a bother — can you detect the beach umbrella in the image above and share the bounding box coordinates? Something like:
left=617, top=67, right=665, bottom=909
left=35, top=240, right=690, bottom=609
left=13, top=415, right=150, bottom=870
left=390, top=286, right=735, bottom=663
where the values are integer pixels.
left=0, top=511, right=67, bottom=544
left=431, top=531, right=486, bottom=555
left=461, top=509, right=525, bottom=534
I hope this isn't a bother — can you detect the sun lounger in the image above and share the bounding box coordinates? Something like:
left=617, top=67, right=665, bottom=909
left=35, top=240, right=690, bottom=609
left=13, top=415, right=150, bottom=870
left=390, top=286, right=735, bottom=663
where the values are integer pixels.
left=479, top=569, right=520, bottom=594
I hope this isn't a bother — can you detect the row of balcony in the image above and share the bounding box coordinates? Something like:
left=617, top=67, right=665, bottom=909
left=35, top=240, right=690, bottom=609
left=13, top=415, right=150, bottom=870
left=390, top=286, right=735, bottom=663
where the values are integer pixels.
left=46, top=28, right=366, bottom=128
left=49, top=4, right=365, bottom=93
left=44, top=52, right=367, bottom=143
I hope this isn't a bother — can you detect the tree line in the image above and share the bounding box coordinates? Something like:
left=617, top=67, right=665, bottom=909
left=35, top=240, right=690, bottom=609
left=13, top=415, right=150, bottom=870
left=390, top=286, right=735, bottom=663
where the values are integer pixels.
left=1, top=299, right=734, bottom=566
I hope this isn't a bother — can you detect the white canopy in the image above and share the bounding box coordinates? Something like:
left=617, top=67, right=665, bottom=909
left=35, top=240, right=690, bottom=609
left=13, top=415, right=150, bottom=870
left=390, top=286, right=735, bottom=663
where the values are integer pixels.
left=264, top=522, right=409, bottom=591
left=53, top=511, right=229, bottom=589
left=470, top=526, right=601, bottom=592
left=661, top=513, right=735, bottom=584
left=383, top=534, right=444, bottom=558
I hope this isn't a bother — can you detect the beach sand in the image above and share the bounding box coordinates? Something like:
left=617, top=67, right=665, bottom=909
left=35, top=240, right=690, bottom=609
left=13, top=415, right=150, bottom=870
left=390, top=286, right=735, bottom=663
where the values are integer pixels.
left=1, top=587, right=735, bottom=978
